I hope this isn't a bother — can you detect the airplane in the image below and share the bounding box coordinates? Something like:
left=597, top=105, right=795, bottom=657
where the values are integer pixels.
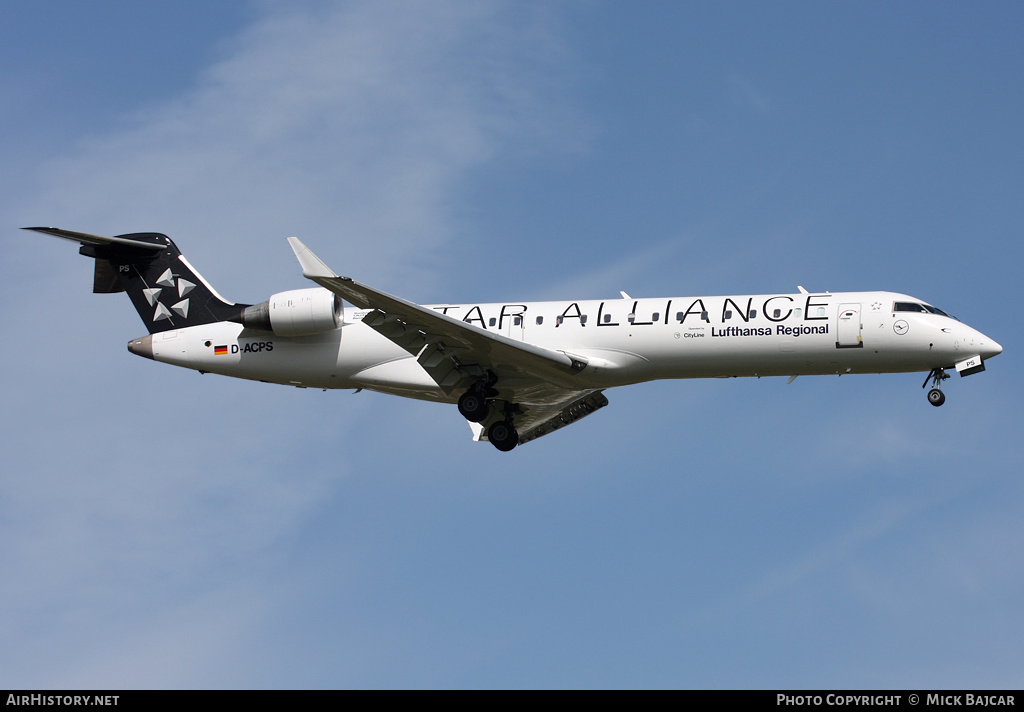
left=24, top=227, right=1003, bottom=452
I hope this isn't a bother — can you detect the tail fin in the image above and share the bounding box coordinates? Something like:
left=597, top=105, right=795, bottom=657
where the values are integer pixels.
left=24, top=227, right=247, bottom=334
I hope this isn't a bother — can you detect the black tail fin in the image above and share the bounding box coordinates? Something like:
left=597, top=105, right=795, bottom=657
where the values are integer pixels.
left=25, top=228, right=247, bottom=334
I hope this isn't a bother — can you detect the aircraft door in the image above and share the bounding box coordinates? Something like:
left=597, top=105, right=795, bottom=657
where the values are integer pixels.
left=837, top=303, right=863, bottom=348
left=501, top=305, right=528, bottom=341
left=504, top=313, right=526, bottom=340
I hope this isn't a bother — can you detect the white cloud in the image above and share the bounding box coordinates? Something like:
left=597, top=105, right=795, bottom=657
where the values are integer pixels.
left=20, top=1, right=586, bottom=294
left=1, top=0, right=585, bottom=687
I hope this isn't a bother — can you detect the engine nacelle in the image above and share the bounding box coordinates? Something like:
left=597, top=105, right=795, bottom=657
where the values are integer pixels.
left=239, top=287, right=342, bottom=336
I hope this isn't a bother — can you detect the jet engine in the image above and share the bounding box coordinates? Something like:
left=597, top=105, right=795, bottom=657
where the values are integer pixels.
left=239, top=287, right=342, bottom=336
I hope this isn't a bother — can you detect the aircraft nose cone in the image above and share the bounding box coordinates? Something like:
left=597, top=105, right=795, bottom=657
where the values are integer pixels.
left=969, top=326, right=1003, bottom=360
left=981, top=337, right=1003, bottom=360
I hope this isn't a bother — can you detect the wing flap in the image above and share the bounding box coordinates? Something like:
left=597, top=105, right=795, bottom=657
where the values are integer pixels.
left=517, top=391, right=609, bottom=445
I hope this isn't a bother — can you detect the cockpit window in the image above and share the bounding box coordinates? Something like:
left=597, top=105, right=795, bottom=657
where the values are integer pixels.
left=893, top=302, right=957, bottom=320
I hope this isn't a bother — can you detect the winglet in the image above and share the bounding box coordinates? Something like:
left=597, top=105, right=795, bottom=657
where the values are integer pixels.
left=287, top=237, right=338, bottom=279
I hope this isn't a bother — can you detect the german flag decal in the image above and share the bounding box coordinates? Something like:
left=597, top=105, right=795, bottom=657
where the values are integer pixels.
left=214, top=345, right=228, bottom=355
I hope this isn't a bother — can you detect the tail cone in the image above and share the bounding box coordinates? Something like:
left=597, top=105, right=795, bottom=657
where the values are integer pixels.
left=127, top=335, right=154, bottom=360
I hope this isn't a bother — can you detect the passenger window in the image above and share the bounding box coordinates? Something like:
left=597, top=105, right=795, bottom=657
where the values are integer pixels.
left=514, top=316, right=522, bottom=326
left=701, top=311, right=709, bottom=322
left=724, top=310, right=732, bottom=320
left=748, top=310, right=757, bottom=319
left=627, top=314, right=636, bottom=323
left=556, top=316, right=563, bottom=326
left=581, top=315, right=588, bottom=324
left=773, top=309, right=781, bottom=318
left=675, top=312, right=684, bottom=321
left=604, top=314, right=612, bottom=323
left=488, top=318, right=496, bottom=326
left=536, top=316, right=543, bottom=325
left=652, top=312, right=659, bottom=322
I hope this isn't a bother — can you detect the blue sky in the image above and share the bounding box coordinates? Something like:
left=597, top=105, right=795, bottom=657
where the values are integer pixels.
left=2, top=1, right=1022, bottom=688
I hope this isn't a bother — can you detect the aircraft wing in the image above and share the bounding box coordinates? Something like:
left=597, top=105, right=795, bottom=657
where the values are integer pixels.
left=513, top=390, right=609, bottom=444
left=287, top=238, right=606, bottom=444
left=287, top=238, right=588, bottom=392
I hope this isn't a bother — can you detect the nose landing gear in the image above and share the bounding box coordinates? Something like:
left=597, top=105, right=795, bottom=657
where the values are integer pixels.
left=923, top=368, right=949, bottom=407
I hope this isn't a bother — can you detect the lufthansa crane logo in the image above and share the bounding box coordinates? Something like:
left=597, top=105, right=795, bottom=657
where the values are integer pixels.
left=893, top=320, right=909, bottom=335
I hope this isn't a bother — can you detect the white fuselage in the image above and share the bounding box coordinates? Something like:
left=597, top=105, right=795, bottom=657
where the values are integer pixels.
left=141, top=290, right=1001, bottom=403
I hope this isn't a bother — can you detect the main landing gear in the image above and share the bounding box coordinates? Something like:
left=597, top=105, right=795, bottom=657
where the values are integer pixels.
left=458, top=384, right=520, bottom=451
left=457, top=388, right=490, bottom=423
left=487, top=420, right=519, bottom=452
left=923, top=367, right=950, bottom=407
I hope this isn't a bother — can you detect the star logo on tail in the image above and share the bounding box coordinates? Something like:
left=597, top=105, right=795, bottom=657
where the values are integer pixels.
left=150, top=269, right=194, bottom=323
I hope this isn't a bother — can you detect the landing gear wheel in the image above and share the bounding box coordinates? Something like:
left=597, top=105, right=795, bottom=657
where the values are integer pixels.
left=458, top=390, right=490, bottom=423
left=488, top=421, right=519, bottom=452
left=922, top=368, right=949, bottom=407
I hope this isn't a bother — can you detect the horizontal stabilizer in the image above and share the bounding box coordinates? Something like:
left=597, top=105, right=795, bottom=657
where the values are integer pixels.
left=24, top=226, right=242, bottom=333
left=23, top=227, right=167, bottom=252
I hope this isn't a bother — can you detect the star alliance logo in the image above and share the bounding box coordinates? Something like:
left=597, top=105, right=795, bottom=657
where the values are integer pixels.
left=143, top=268, right=196, bottom=323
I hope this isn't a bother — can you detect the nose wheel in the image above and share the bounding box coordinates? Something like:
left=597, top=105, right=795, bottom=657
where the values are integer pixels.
left=922, top=368, right=949, bottom=407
